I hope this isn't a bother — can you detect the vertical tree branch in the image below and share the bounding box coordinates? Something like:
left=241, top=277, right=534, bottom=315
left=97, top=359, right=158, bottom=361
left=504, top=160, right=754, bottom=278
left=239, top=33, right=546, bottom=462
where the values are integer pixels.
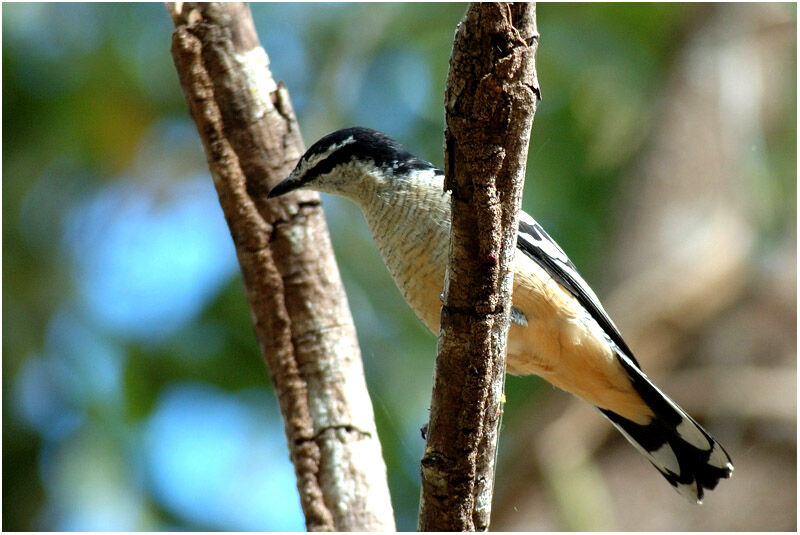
left=419, top=3, right=539, bottom=531
left=166, top=3, right=395, bottom=531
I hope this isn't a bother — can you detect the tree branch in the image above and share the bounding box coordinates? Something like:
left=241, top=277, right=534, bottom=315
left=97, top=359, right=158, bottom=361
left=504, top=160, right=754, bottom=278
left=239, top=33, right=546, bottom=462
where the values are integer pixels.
left=166, top=3, right=395, bottom=531
left=418, top=3, right=539, bottom=531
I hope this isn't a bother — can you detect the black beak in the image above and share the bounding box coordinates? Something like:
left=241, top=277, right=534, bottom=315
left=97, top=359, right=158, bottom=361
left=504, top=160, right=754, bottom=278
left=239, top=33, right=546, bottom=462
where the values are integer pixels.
left=267, top=176, right=302, bottom=198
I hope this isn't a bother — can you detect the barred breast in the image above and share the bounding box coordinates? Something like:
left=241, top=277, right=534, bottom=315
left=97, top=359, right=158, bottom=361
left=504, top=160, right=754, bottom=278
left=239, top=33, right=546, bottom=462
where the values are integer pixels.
left=356, top=173, right=451, bottom=333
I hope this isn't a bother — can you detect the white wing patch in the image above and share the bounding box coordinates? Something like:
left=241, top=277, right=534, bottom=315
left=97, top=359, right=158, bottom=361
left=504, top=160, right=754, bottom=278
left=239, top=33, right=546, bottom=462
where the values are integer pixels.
left=518, top=211, right=572, bottom=266
left=516, top=210, right=636, bottom=363
left=516, top=209, right=733, bottom=503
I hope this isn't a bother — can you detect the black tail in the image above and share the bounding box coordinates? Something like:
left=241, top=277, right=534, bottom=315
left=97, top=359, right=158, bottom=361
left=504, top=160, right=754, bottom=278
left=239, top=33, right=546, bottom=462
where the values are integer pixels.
left=601, top=350, right=733, bottom=503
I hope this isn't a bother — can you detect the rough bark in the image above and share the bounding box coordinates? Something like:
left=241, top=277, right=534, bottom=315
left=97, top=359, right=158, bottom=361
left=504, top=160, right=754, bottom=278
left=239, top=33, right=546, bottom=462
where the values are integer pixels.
left=418, top=3, right=539, bottom=532
left=166, top=3, right=395, bottom=531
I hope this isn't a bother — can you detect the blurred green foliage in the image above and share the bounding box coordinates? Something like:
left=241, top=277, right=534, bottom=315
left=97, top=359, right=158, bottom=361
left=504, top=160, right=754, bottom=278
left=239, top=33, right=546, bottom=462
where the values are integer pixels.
left=3, top=3, right=795, bottom=531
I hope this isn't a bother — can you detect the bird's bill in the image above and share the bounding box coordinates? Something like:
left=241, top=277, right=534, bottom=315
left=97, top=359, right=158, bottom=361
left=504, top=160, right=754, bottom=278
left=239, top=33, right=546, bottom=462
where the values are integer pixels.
left=267, top=175, right=303, bottom=198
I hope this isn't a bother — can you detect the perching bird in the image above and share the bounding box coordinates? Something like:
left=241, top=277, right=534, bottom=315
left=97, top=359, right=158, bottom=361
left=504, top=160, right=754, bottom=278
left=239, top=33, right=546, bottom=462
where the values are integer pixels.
left=268, top=126, right=733, bottom=503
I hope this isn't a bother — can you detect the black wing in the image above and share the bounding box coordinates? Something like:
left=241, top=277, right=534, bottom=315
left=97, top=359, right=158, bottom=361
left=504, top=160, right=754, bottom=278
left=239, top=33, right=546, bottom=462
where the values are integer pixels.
left=515, top=211, right=639, bottom=368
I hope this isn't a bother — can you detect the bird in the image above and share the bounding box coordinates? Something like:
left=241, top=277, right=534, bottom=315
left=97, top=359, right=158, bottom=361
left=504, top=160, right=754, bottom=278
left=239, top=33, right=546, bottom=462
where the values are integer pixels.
left=268, top=126, right=733, bottom=503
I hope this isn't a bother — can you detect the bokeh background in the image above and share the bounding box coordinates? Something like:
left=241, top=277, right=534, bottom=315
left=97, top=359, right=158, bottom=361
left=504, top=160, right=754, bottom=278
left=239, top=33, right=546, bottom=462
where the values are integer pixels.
left=3, top=3, right=796, bottom=531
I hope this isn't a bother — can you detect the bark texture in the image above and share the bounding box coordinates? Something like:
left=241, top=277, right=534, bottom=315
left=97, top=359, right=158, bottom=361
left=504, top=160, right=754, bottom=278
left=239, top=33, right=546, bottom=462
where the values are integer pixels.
left=418, top=3, right=539, bottom=531
left=166, top=3, right=395, bottom=531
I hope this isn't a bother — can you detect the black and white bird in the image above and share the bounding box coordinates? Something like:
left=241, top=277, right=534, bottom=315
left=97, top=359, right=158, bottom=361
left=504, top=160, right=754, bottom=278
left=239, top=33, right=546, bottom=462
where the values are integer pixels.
left=268, top=126, right=733, bottom=503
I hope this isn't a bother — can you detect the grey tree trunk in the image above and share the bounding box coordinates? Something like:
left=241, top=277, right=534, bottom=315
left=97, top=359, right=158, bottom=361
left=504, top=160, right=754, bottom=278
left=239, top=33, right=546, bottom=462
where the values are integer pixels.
left=166, top=3, right=395, bottom=531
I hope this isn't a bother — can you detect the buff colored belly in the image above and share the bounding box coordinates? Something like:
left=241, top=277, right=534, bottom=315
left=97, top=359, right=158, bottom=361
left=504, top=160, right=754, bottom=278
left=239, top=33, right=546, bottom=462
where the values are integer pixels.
left=361, top=186, right=651, bottom=424
left=395, top=246, right=653, bottom=425
left=506, top=254, right=653, bottom=424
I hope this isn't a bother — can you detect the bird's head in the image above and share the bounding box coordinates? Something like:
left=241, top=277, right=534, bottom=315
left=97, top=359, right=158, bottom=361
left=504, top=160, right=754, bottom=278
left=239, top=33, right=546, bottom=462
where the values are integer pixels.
left=268, top=126, right=438, bottom=200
